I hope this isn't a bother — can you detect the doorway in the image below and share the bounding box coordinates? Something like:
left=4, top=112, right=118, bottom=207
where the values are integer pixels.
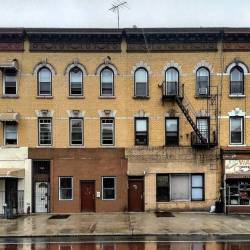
left=81, top=181, right=95, bottom=212
left=128, top=177, right=144, bottom=212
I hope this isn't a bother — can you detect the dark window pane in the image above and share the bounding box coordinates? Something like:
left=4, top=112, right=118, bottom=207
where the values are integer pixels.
left=70, top=67, right=83, bottom=95
left=101, top=68, right=113, bottom=96
left=166, top=119, right=178, bottom=146
left=135, top=69, right=148, bottom=96
left=103, top=177, right=115, bottom=199
left=230, top=117, right=243, bottom=144
left=136, top=82, right=147, bottom=96
left=157, top=175, right=169, bottom=202
left=230, top=67, right=243, bottom=94
left=135, top=119, right=148, bottom=145
left=101, top=119, right=114, bottom=145
left=39, top=68, right=52, bottom=95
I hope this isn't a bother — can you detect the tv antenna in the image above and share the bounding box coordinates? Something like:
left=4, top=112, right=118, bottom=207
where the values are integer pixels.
left=109, top=1, right=128, bottom=29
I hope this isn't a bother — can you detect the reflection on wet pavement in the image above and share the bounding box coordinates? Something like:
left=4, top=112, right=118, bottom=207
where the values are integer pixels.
left=0, top=242, right=250, bottom=250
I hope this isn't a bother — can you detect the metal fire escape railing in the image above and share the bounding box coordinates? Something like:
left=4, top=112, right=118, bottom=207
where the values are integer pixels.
left=161, top=82, right=213, bottom=145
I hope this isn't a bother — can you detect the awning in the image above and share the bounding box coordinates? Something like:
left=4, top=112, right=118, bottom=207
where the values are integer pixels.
left=226, top=174, right=250, bottom=179
left=0, top=168, right=25, bottom=178
left=0, top=113, right=19, bottom=122
left=0, top=60, right=18, bottom=71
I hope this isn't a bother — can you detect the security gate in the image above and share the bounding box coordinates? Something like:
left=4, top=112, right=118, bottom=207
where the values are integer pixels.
left=35, top=182, right=49, bottom=213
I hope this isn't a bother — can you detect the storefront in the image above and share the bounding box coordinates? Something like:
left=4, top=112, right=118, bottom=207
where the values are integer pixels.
left=222, top=148, right=250, bottom=214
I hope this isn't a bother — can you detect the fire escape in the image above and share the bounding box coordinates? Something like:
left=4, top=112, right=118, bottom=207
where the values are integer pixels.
left=161, top=81, right=218, bottom=149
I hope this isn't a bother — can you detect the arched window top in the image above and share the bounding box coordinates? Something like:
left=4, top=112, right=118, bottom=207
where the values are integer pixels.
left=166, top=67, right=179, bottom=82
left=38, top=67, right=52, bottom=96
left=64, top=61, right=87, bottom=76
left=33, top=60, right=56, bottom=75
left=196, top=67, right=210, bottom=77
left=69, top=66, right=83, bottom=96
left=135, top=67, right=148, bottom=82
left=101, top=67, right=114, bottom=79
left=70, top=66, right=83, bottom=79
left=38, top=67, right=51, bottom=81
left=225, top=60, right=249, bottom=75
left=230, top=66, right=244, bottom=81
left=96, top=62, right=118, bottom=76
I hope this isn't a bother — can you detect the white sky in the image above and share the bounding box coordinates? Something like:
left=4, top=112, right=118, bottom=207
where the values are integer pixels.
left=1, top=0, right=250, bottom=28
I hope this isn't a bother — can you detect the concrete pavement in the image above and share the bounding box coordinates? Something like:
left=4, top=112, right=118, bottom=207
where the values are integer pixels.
left=0, top=212, right=250, bottom=239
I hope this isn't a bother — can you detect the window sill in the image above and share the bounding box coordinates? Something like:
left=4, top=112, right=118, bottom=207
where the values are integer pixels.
left=36, top=96, right=53, bottom=99
left=229, top=94, right=246, bottom=98
left=194, top=95, right=211, bottom=99
left=68, top=145, right=85, bottom=148
left=36, top=145, right=53, bottom=148
left=2, top=95, right=19, bottom=99
left=98, top=96, right=116, bottom=99
left=228, top=144, right=246, bottom=147
left=100, top=145, right=116, bottom=148
left=67, top=96, right=85, bottom=99
left=133, top=96, right=150, bottom=100
left=1, top=145, right=19, bottom=148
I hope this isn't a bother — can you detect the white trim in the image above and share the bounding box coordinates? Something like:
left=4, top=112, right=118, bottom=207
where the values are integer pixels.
left=225, top=61, right=249, bottom=74
left=33, top=60, right=56, bottom=75
left=193, top=60, right=214, bottom=74
left=96, top=63, right=119, bottom=76
left=229, top=116, right=244, bottom=145
left=59, top=176, right=73, bottom=201
left=228, top=108, right=246, bottom=117
left=64, top=60, right=88, bottom=76
left=131, top=61, right=152, bottom=75
left=101, top=176, right=116, bottom=200
left=162, top=61, right=182, bottom=75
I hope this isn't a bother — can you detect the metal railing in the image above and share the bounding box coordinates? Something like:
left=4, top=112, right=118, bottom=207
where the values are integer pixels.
left=191, top=131, right=217, bottom=147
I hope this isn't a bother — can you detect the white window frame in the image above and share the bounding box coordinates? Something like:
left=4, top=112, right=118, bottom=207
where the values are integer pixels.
left=4, top=122, right=18, bottom=146
left=69, top=67, right=83, bottom=96
left=100, top=118, right=115, bottom=146
left=230, top=116, right=244, bottom=145
left=134, top=68, right=148, bottom=97
left=38, top=67, right=52, bottom=96
left=102, top=176, right=116, bottom=200
left=70, top=118, right=83, bottom=146
left=38, top=118, right=52, bottom=146
left=3, top=71, right=17, bottom=96
left=59, top=176, right=73, bottom=201
left=100, top=68, right=114, bottom=96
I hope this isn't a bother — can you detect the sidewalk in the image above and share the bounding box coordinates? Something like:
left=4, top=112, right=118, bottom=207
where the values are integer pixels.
left=0, top=212, right=250, bottom=239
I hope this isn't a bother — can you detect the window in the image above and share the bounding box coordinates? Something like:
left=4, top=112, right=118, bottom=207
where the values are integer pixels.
left=156, top=174, right=169, bottom=202
left=59, top=177, right=73, bottom=200
left=196, top=117, right=209, bottom=142
left=165, top=118, right=179, bottom=146
left=165, top=68, right=179, bottom=95
left=134, top=68, right=148, bottom=97
left=3, top=70, right=17, bottom=95
left=69, top=67, right=83, bottom=96
left=135, top=118, right=148, bottom=145
left=230, top=66, right=244, bottom=95
left=102, top=177, right=116, bottom=200
left=100, top=68, right=114, bottom=96
left=4, top=122, right=17, bottom=145
left=70, top=118, right=83, bottom=145
left=191, top=174, right=204, bottom=201
left=230, top=116, right=244, bottom=144
left=156, top=174, right=205, bottom=202
left=196, top=67, right=210, bottom=96
left=38, top=67, right=52, bottom=96
left=101, top=118, right=114, bottom=146
left=38, top=118, right=52, bottom=145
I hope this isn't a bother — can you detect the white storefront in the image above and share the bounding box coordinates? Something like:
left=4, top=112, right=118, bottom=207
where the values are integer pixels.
left=0, top=147, right=32, bottom=215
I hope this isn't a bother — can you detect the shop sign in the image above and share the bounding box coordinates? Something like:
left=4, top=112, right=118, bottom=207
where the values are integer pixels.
left=225, top=160, right=250, bottom=174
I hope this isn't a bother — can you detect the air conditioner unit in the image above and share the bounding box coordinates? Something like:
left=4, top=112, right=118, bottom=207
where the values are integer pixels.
left=198, top=88, right=208, bottom=95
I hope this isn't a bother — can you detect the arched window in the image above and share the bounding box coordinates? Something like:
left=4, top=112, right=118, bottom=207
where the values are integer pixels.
left=69, top=67, right=83, bottom=96
left=196, top=67, right=210, bottom=96
left=100, top=67, right=114, bottom=96
left=165, top=68, right=179, bottom=95
left=134, top=68, right=148, bottom=97
left=38, top=67, right=52, bottom=96
left=230, top=66, right=244, bottom=95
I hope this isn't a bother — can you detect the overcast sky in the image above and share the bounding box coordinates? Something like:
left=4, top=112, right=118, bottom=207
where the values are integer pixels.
left=1, top=0, right=250, bottom=28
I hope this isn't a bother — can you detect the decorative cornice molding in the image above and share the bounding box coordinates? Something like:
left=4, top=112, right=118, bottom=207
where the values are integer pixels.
left=98, top=109, right=117, bottom=117
left=67, top=110, right=85, bottom=118
left=162, top=61, right=182, bottom=75
left=35, top=109, right=54, bottom=117
left=131, top=61, right=152, bottom=75
left=134, top=110, right=149, bottom=117
left=64, top=59, right=88, bottom=75
left=228, top=108, right=245, bottom=117
left=193, top=60, right=214, bottom=74
left=32, top=59, right=57, bottom=75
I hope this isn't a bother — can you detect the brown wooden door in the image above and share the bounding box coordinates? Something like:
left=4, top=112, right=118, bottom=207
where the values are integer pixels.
left=128, top=178, right=144, bottom=212
left=81, top=181, right=95, bottom=212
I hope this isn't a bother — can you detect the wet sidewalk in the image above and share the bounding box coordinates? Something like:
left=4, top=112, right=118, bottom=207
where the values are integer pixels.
left=0, top=212, right=250, bottom=239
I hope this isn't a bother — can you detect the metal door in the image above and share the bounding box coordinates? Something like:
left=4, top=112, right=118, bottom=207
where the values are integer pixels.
left=35, top=182, right=49, bottom=213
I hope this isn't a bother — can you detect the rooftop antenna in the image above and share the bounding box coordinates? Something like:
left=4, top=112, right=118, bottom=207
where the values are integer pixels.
left=109, top=1, right=128, bottom=29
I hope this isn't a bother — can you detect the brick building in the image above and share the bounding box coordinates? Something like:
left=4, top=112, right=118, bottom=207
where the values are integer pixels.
left=0, top=27, right=249, bottom=214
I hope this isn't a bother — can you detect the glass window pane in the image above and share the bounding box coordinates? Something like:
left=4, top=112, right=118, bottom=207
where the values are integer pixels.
left=166, top=119, right=177, bottom=132
left=157, top=175, right=169, bottom=202
left=192, top=175, right=203, bottom=187
left=60, top=178, right=72, bottom=188
left=170, top=174, right=189, bottom=200
left=135, top=68, right=147, bottom=82
left=39, top=68, right=51, bottom=82
left=231, top=67, right=243, bottom=81
left=101, top=69, right=113, bottom=83
left=231, top=118, right=241, bottom=132
left=136, top=82, right=147, bottom=96
left=166, top=68, right=178, bottom=82
left=192, top=188, right=203, bottom=200
left=197, top=68, right=209, bottom=77
left=103, top=177, right=115, bottom=199
left=103, top=178, right=114, bottom=188
left=70, top=70, right=82, bottom=82
left=136, top=119, right=147, bottom=132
